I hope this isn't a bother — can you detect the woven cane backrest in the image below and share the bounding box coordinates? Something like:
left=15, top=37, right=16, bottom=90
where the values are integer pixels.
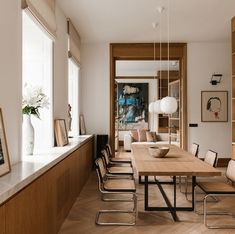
left=226, top=160, right=235, bottom=183
left=204, top=150, right=217, bottom=167
left=101, top=149, right=110, bottom=166
left=106, top=144, right=112, bottom=157
left=191, top=143, right=199, bottom=157
left=95, top=158, right=107, bottom=182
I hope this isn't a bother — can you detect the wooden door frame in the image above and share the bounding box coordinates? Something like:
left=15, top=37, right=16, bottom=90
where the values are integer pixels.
left=109, top=43, right=187, bottom=153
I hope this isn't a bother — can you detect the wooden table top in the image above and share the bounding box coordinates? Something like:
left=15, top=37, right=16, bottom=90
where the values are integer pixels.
left=131, top=144, right=222, bottom=177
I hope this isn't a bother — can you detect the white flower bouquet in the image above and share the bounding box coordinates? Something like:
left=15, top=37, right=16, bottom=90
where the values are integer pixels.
left=22, top=83, right=49, bottom=118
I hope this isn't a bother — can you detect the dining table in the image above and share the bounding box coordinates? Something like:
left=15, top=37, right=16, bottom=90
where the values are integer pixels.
left=131, top=144, right=222, bottom=221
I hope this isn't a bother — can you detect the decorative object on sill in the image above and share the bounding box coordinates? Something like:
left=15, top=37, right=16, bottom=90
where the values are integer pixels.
left=22, top=114, right=35, bottom=155
left=68, top=104, right=72, bottom=132
left=79, top=114, right=86, bottom=135
left=210, top=73, right=223, bottom=85
left=54, top=119, right=69, bottom=146
left=22, top=83, right=49, bottom=155
left=201, top=90, right=228, bottom=122
left=0, top=108, right=11, bottom=177
left=158, top=0, right=178, bottom=145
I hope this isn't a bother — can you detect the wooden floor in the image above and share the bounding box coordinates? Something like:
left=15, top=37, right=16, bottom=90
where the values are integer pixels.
left=59, top=153, right=235, bottom=234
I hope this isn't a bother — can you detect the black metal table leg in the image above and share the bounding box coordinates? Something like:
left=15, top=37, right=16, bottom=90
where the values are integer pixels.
left=144, top=176, right=148, bottom=210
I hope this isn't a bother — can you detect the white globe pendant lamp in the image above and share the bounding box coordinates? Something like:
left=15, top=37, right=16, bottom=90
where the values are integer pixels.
left=160, top=96, right=177, bottom=114
left=154, top=99, right=162, bottom=113
left=148, top=102, right=155, bottom=113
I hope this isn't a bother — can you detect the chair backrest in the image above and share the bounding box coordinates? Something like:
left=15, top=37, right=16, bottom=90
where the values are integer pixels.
left=95, top=158, right=107, bottom=183
left=106, top=144, right=112, bottom=158
left=226, top=160, right=235, bottom=183
left=190, top=143, right=199, bottom=157
left=101, top=149, right=110, bottom=166
left=204, top=150, right=217, bottom=167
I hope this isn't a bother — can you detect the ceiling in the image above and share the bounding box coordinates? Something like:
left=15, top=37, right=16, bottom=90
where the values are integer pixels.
left=57, top=0, right=235, bottom=44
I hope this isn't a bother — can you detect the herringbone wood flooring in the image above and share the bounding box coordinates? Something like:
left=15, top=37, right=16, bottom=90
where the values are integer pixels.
left=59, top=153, right=235, bottom=234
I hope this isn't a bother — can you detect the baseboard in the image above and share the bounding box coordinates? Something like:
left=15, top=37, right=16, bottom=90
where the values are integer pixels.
left=217, top=158, right=230, bottom=167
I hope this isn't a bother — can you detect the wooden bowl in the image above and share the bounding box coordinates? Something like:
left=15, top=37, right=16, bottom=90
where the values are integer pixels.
left=148, top=146, right=170, bottom=158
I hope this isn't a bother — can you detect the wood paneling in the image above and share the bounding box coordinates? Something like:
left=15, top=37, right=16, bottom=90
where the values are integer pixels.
left=3, top=138, right=94, bottom=234
left=110, top=43, right=187, bottom=153
left=0, top=205, right=5, bottom=234
left=232, top=145, right=235, bottom=160
left=232, top=17, right=235, bottom=159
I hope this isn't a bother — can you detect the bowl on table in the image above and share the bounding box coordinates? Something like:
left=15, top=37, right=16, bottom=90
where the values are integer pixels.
left=148, top=146, right=170, bottom=158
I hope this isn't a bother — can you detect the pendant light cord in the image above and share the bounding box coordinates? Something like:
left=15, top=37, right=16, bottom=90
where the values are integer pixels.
left=167, top=0, right=170, bottom=95
left=159, top=8, right=162, bottom=99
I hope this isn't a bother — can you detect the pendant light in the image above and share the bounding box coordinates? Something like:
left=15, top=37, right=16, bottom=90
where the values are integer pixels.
left=153, top=6, right=164, bottom=114
left=160, top=1, right=177, bottom=114
left=148, top=21, right=158, bottom=114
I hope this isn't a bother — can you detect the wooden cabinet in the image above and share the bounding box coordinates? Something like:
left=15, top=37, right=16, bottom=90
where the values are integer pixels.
left=0, top=205, right=5, bottom=234
left=2, top=138, right=94, bottom=234
left=232, top=17, right=235, bottom=159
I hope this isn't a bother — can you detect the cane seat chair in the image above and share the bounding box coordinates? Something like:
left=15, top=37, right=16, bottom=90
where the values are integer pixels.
left=180, top=143, right=200, bottom=193
left=204, top=150, right=218, bottom=167
left=195, top=159, right=235, bottom=229
left=101, top=149, right=134, bottom=177
left=185, top=149, right=217, bottom=200
left=191, top=143, right=199, bottom=157
left=106, top=144, right=132, bottom=165
left=95, top=158, right=137, bottom=225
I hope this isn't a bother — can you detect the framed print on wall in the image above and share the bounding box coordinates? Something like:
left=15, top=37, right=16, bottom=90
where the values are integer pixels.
left=0, top=108, right=11, bottom=177
left=201, top=91, right=228, bottom=122
left=117, top=83, right=148, bottom=130
left=54, top=119, right=69, bottom=146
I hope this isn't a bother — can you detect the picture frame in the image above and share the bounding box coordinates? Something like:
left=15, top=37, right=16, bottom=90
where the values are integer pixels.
left=54, top=119, right=69, bottom=146
left=117, top=83, right=149, bottom=130
left=201, top=91, right=228, bottom=122
left=0, top=108, right=11, bottom=177
left=79, top=114, right=86, bottom=135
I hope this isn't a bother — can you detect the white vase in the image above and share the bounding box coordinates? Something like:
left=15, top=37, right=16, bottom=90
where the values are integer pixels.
left=22, top=114, right=35, bottom=155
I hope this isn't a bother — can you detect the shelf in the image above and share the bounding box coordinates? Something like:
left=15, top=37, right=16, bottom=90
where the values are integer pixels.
left=169, top=79, right=180, bottom=85
left=169, top=118, right=180, bottom=120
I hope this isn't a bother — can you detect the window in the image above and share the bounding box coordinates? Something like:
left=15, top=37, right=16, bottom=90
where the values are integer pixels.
left=68, top=59, right=80, bottom=137
left=22, top=11, right=53, bottom=154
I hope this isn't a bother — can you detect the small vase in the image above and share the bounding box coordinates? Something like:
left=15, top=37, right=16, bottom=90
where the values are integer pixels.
left=22, top=114, right=35, bottom=155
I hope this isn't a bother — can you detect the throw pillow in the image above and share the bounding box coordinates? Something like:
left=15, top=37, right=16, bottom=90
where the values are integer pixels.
left=130, top=130, right=138, bottom=142
left=146, top=131, right=158, bottom=142
left=138, top=129, right=147, bottom=142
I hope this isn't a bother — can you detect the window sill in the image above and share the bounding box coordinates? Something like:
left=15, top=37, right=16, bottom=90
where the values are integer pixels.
left=0, top=135, right=93, bottom=205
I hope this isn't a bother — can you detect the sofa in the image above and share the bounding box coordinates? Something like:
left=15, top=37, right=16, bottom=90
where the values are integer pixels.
left=123, top=131, right=179, bottom=151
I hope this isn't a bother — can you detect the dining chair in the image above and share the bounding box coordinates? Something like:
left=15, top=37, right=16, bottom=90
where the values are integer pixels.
left=95, top=158, right=137, bottom=225
left=185, top=149, right=217, bottom=201
left=105, top=144, right=132, bottom=165
left=204, top=150, right=217, bottom=167
left=101, top=149, right=134, bottom=177
left=191, top=143, right=199, bottom=157
left=195, top=159, right=235, bottom=229
left=179, top=143, right=200, bottom=193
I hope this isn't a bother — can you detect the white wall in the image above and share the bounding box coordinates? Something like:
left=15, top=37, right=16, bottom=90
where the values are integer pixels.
left=0, top=1, right=22, bottom=164
left=187, top=42, right=231, bottom=158
left=81, top=43, right=109, bottom=134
